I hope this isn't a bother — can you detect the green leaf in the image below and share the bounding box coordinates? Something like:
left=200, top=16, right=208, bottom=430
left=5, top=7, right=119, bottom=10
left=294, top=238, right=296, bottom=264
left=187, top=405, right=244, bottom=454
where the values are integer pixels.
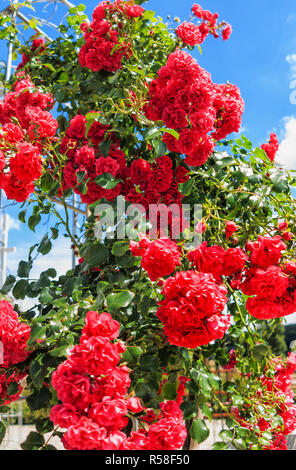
left=135, top=383, right=155, bottom=402
left=40, top=173, right=58, bottom=193
left=39, top=289, right=54, bottom=304
left=41, top=445, right=57, bottom=450
left=96, top=281, right=109, bottom=292
left=84, top=243, right=109, bottom=267
left=62, top=277, right=80, bottom=296
left=139, top=355, right=159, bottom=372
left=51, top=227, right=59, bottom=240
left=0, top=406, right=10, bottom=413
left=254, top=147, right=268, bottom=161
left=29, top=360, right=44, bottom=389
left=159, top=128, right=180, bottom=140
left=38, top=236, right=52, bottom=255
left=190, top=419, right=210, bottom=444
left=18, top=210, right=27, bottom=223
left=111, top=240, right=130, bottom=257
left=28, top=324, right=47, bottom=345
left=212, top=441, right=228, bottom=450
left=99, top=140, right=112, bottom=157
left=35, top=418, right=54, bottom=435
left=179, top=178, right=195, bottom=196
left=1, top=275, right=16, bottom=294
left=17, top=260, right=32, bottom=278
left=95, top=172, right=120, bottom=189
left=76, top=170, right=86, bottom=184
left=155, top=140, right=167, bottom=157
left=31, top=273, right=51, bottom=292
left=270, top=172, right=289, bottom=193
left=28, top=214, right=41, bottom=232
left=180, top=401, right=198, bottom=420
left=162, top=382, right=177, bottom=400
left=201, top=403, right=212, bottom=421
left=13, top=279, right=28, bottom=299
left=106, top=290, right=134, bottom=312
left=6, top=382, right=19, bottom=396
left=0, top=422, right=6, bottom=445
left=50, top=341, right=70, bottom=358
left=219, top=429, right=233, bottom=442
left=233, top=438, right=247, bottom=450
left=241, top=135, right=253, bottom=150
left=145, top=126, right=160, bottom=140
left=27, top=387, right=51, bottom=411
left=121, top=346, right=142, bottom=365
left=21, top=431, right=45, bottom=450
left=45, top=268, right=57, bottom=278
left=252, top=343, right=269, bottom=362
left=47, top=180, right=60, bottom=197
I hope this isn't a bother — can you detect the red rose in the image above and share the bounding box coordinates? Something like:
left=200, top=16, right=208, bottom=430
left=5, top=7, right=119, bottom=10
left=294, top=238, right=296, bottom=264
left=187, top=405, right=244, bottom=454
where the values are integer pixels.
left=9, top=142, right=42, bottom=183
left=82, top=311, right=120, bottom=340
left=188, top=241, right=226, bottom=281
left=2, top=173, right=35, bottom=202
left=246, top=292, right=296, bottom=320
left=62, top=418, right=107, bottom=450
left=149, top=167, right=173, bottom=193
left=225, top=220, right=238, bottom=239
left=222, top=24, right=232, bottom=41
left=176, top=22, right=202, bottom=46
left=2, top=123, right=24, bottom=144
left=52, top=362, right=93, bottom=411
left=261, top=133, right=279, bottom=162
left=129, top=158, right=152, bottom=186
left=70, top=336, right=122, bottom=376
left=133, top=237, right=181, bottom=281
left=148, top=415, right=187, bottom=450
left=50, top=404, right=81, bottom=429
left=222, top=248, right=248, bottom=276
left=89, top=397, right=128, bottom=430
left=126, top=4, right=144, bottom=17
left=247, top=235, right=286, bottom=269
left=157, top=271, right=229, bottom=348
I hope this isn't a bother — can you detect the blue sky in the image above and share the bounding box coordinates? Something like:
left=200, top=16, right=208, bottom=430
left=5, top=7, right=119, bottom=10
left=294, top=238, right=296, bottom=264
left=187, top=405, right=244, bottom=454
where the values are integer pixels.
left=1, top=0, right=296, bottom=322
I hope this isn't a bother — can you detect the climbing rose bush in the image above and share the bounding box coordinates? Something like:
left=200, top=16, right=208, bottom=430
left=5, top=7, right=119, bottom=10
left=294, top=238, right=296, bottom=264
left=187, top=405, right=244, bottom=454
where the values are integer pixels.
left=145, top=48, right=244, bottom=167
left=157, top=271, right=230, bottom=348
left=233, top=353, right=296, bottom=450
left=79, top=0, right=144, bottom=73
left=0, top=75, right=57, bottom=201
left=50, top=311, right=187, bottom=450
left=0, top=0, right=296, bottom=452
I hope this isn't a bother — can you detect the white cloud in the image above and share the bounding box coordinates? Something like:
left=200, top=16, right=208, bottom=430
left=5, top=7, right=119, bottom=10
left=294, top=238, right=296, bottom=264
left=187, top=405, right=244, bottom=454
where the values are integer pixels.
left=6, top=214, right=20, bottom=232
left=277, top=116, right=296, bottom=169
left=286, top=54, right=296, bottom=65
